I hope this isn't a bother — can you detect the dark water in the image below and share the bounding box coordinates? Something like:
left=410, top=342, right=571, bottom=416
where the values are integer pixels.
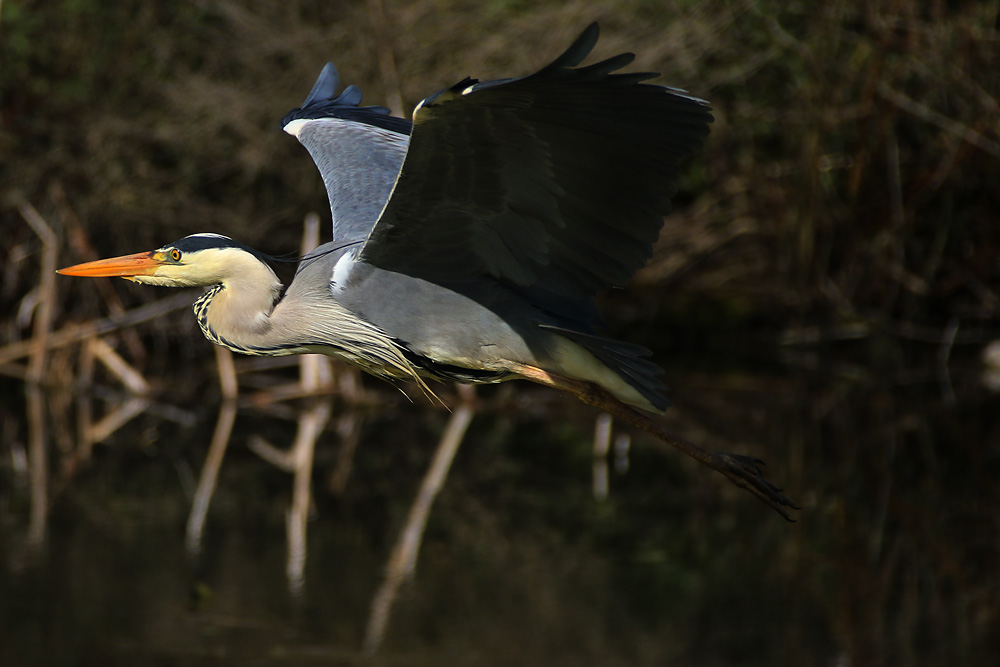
left=2, top=344, right=998, bottom=666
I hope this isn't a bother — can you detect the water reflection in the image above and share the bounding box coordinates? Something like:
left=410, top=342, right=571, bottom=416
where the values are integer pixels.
left=2, top=342, right=998, bottom=665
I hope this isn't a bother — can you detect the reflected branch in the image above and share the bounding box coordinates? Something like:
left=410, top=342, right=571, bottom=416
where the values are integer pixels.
left=363, top=384, right=477, bottom=654
left=19, top=197, right=59, bottom=551
left=25, top=385, right=48, bottom=550
left=89, top=337, right=150, bottom=395
left=286, top=394, right=331, bottom=597
left=84, top=397, right=151, bottom=445
left=0, top=292, right=193, bottom=367
left=185, top=398, right=238, bottom=556
left=50, top=181, right=148, bottom=363
left=592, top=413, right=612, bottom=501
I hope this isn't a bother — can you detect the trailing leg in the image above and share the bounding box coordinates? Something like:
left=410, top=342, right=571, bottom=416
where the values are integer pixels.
left=513, top=364, right=799, bottom=520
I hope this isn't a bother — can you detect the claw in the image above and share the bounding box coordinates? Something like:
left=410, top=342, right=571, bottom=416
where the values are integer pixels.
left=714, top=451, right=800, bottom=521
left=511, top=365, right=800, bottom=519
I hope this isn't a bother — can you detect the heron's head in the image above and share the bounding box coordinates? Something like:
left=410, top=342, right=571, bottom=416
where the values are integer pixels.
left=57, top=233, right=270, bottom=287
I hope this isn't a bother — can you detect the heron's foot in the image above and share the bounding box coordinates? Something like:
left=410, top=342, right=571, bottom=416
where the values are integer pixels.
left=712, top=451, right=799, bottom=521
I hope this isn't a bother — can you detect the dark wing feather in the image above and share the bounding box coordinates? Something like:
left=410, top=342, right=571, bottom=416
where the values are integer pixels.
left=281, top=63, right=411, bottom=134
left=358, top=22, right=713, bottom=301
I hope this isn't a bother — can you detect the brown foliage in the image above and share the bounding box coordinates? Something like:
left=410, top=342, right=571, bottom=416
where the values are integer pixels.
left=3, top=1, right=998, bottom=337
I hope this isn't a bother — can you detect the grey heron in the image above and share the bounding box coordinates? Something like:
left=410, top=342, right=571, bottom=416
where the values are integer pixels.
left=58, top=24, right=797, bottom=518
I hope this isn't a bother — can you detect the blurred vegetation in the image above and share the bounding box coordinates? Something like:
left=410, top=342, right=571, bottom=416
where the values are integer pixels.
left=3, top=0, right=997, bottom=341
left=2, top=0, right=1000, bottom=665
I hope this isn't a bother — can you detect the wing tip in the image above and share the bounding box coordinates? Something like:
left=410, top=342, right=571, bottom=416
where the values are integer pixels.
left=302, top=62, right=340, bottom=107
left=281, top=62, right=410, bottom=134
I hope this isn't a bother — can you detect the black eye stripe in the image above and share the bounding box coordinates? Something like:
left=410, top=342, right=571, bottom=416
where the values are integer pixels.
left=161, top=234, right=275, bottom=265
left=169, top=234, right=238, bottom=253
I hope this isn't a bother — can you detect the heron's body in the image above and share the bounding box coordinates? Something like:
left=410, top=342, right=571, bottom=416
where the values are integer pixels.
left=58, top=24, right=798, bottom=517
left=184, top=235, right=657, bottom=410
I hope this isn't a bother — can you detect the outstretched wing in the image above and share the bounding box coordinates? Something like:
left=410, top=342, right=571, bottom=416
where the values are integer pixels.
left=358, top=23, right=713, bottom=301
left=282, top=64, right=411, bottom=243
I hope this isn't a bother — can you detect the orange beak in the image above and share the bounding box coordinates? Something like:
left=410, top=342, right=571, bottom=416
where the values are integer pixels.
left=57, top=251, right=166, bottom=279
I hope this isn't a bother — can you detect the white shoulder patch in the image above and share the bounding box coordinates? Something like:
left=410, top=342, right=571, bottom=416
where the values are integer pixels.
left=283, top=118, right=313, bottom=137
left=330, top=252, right=356, bottom=292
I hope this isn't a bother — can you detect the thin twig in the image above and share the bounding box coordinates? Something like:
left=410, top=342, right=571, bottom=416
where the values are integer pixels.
left=215, top=346, right=238, bottom=402
left=84, top=396, right=151, bottom=445
left=0, top=291, right=193, bottom=366
left=18, top=198, right=58, bottom=550
left=51, top=181, right=147, bottom=362
left=0, top=363, right=28, bottom=380
left=937, top=317, right=959, bottom=406
left=363, top=384, right=476, bottom=655
left=329, top=368, right=366, bottom=494
left=246, top=436, right=292, bottom=471
left=593, top=413, right=612, bottom=501
left=75, top=336, right=97, bottom=462
left=286, top=395, right=331, bottom=597
left=284, top=213, right=334, bottom=595
left=242, top=382, right=345, bottom=407
left=25, top=385, right=48, bottom=549
left=90, top=337, right=150, bottom=395
left=185, top=399, right=238, bottom=556
left=329, top=411, right=363, bottom=495
left=876, top=83, right=1000, bottom=160
left=185, top=344, right=243, bottom=555
left=614, top=433, right=631, bottom=474
left=18, top=198, right=58, bottom=384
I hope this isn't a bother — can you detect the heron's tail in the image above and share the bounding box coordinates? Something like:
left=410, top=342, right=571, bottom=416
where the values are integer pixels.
left=540, top=325, right=669, bottom=413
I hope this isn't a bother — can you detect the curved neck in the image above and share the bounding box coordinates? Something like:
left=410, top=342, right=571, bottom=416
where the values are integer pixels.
left=189, top=251, right=429, bottom=392
left=193, top=256, right=286, bottom=355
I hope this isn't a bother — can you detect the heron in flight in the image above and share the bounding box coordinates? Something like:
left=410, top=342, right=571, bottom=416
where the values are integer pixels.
left=58, top=24, right=796, bottom=518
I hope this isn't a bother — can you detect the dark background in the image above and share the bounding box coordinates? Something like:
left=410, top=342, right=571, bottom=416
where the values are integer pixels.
left=2, top=1, right=999, bottom=665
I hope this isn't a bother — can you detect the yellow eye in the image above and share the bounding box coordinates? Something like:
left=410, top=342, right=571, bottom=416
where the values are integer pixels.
left=170, top=249, right=182, bottom=262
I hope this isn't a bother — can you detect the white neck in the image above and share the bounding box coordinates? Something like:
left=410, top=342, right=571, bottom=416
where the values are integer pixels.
left=192, top=252, right=284, bottom=353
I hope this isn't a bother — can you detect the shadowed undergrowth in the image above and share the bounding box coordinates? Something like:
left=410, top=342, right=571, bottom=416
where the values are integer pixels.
left=1, top=1, right=999, bottom=665
left=3, top=1, right=997, bottom=340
